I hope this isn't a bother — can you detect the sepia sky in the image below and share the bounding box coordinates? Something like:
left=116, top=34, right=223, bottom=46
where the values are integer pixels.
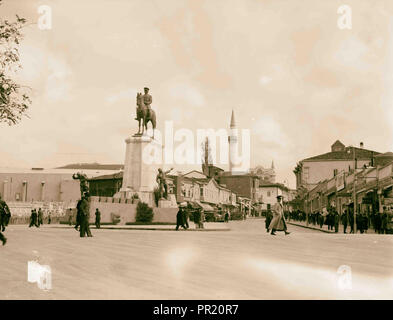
left=1, top=0, right=393, bottom=188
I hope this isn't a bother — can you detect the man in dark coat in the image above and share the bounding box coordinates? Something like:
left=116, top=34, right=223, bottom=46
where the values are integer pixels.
left=356, top=214, right=363, bottom=233
left=95, top=208, right=101, bottom=229
left=75, top=202, right=82, bottom=231
left=0, top=197, right=11, bottom=232
left=334, top=210, right=339, bottom=233
left=381, top=209, right=388, bottom=234
left=0, top=196, right=10, bottom=245
left=362, top=213, right=369, bottom=233
left=182, top=207, right=189, bottom=229
left=326, top=210, right=331, bottom=230
left=341, top=210, right=348, bottom=234
left=176, top=206, right=186, bottom=231
left=29, top=209, right=38, bottom=228
left=79, top=193, right=92, bottom=237
left=319, top=211, right=325, bottom=229
left=37, top=208, right=43, bottom=226
left=265, top=210, right=272, bottom=233
left=349, top=210, right=354, bottom=234
left=193, top=208, right=202, bottom=229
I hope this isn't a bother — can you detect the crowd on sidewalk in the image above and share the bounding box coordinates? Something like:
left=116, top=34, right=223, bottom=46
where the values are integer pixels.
left=284, top=207, right=391, bottom=234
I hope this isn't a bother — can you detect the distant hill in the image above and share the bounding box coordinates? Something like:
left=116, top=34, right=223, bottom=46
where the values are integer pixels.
left=56, top=163, right=124, bottom=170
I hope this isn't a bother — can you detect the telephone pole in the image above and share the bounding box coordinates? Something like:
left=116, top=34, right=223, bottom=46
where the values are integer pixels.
left=353, top=146, right=357, bottom=234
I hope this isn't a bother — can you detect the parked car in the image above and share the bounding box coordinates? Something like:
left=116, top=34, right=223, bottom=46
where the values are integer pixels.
left=204, top=211, right=216, bottom=222
left=215, top=213, right=225, bottom=222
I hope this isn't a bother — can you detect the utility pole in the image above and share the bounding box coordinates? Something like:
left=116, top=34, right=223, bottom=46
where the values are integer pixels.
left=353, top=146, right=357, bottom=234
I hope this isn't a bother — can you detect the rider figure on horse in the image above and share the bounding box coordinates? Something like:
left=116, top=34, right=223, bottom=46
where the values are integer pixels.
left=135, top=87, right=152, bottom=120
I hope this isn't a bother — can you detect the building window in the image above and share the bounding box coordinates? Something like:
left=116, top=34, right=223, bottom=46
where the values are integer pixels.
left=267, top=191, right=271, bottom=197
left=333, top=169, right=338, bottom=176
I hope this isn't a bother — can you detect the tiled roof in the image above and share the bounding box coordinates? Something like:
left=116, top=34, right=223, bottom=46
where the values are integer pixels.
left=57, top=163, right=124, bottom=170
left=375, top=152, right=393, bottom=157
left=302, top=147, right=380, bottom=161
left=89, top=171, right=123, bottom=180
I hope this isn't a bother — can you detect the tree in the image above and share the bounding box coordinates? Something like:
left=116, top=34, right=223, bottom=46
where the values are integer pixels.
left=135, top=202, right=154, bottom=224
left=0, top=0, right=31, bottom=125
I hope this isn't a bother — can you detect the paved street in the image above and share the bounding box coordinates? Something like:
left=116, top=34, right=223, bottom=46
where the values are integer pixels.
left=1, top=219, right=392, bottom=300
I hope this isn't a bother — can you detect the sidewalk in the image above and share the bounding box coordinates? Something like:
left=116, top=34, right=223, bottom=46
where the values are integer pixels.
left=286, top=219, right=378, bottom=234
left=46, top=222, right=230, bottom=232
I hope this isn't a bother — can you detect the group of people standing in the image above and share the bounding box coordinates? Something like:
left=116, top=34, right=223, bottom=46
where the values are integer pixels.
left=284, top=206, right=391, bottom=234
left=74, top=192, right=93, bottom=237
left=176, top=205, right=205, bottom=230
left=29, top=208, right=47, bottom=228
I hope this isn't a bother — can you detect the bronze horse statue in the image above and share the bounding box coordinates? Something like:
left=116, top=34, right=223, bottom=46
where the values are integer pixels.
left=136, top=93, right=156, bottom=139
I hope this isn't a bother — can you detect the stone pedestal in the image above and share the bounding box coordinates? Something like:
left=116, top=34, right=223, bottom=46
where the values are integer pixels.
left=119, top=135, right=162, bottom=194
left=158, top=194, right=178, bottom=208
left=158, top=198, right=172, bottom=208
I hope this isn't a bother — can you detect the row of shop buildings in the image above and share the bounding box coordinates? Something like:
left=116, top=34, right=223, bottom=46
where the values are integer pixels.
left=0, top=162, right=295, bottom=219
left=89, top=167, right=295, bottom=216
left=293, top=140, right=393, bottom=216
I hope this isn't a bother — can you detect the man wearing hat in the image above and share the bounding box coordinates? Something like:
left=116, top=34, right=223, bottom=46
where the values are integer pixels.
left=268, top=195, right=290, bottom=236
left=136, top=87, right=153, bottom=120
left=142, top=87, right=152, bottom=107
left=79, top=192, right=93, bottom=237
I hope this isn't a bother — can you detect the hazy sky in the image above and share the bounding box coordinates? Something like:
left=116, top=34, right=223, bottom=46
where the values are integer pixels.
left=1, top=0, right=393, bottom=188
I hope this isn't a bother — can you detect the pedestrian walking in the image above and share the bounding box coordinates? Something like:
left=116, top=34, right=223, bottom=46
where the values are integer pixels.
left=176, top=206, right=187, bottom=231
left=326, top=209, right=331, bottom=230
left=199, top=209, right=205, bottom=229
left=318, top=211, right=324, bottom=229
left=79, top=192, right=92, bottom=238
left=95, top=208, right=101, bottom=229
left=0, top=196, right=10, bottom=246
left=224, top=211, right=229, bottom=223
left=334, top=210, right=339, bottom=233
left=183, top=207, right=189, bottom=229
left=29, top=209, right=38, bottom=228
left=265, top=210, right=272, bottom=233
left=0, top=196, right=11, bottom=232
left=356, top=214, right=363, bottom=233
left=362, top=213, right=369, bottom=233
left=375, top=212, right=382, bottom=234
left=269, top=195, right=290, bottom=236
left=37, top=208, right=43, bottom=226
left=349, top=210, right=354, bottom=234
left=341, top=210, right=348, bottom=234
left=381, top=208, right=388, bottom=234
left=193, top=208, right=201, bottom=229
left=75, top=202, right=82, bottom=231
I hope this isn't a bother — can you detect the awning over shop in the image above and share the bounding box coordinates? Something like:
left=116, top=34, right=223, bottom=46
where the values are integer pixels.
left=326, top=189, right=336, bottom=196
left=222, top=203, right=237, bottom=207
left=186, top=201, right=201, bottom=209
left=195, top=200, right=215, bottom=211
left=336, top=192, right=352, bottom=197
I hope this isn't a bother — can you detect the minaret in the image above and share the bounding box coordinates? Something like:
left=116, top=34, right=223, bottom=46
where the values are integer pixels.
left=271, top=160, right=276, bottom=183
left=228, top=110, right=238, bottom=173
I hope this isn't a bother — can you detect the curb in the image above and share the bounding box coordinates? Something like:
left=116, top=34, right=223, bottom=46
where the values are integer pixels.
left=287, top=222, right=335, bottom=234
left=49, top=226, right=230, bottom=232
